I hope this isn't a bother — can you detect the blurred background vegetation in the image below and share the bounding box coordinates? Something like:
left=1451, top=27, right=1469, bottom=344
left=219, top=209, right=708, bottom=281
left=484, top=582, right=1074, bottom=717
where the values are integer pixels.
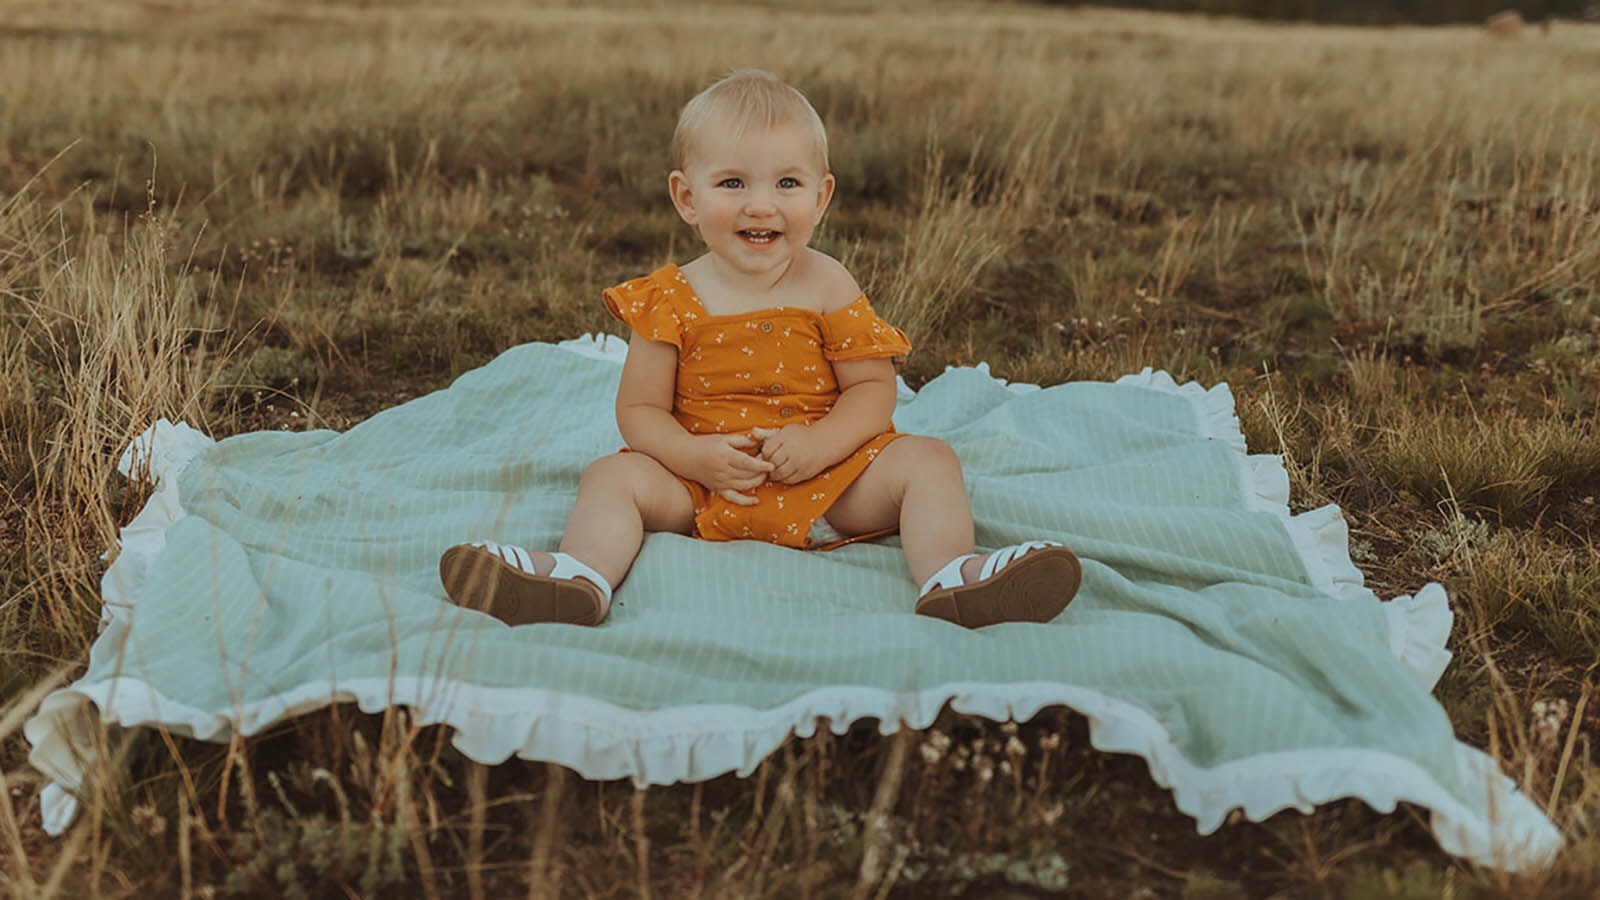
left=1042, top=0, right=1593, bottom=24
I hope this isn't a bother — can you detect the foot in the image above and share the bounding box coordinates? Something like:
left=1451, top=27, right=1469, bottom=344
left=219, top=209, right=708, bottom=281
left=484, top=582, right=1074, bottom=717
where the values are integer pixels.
left=915, top=541, right=1081, bottom=628
left=439, top=541, right=611, bottom=626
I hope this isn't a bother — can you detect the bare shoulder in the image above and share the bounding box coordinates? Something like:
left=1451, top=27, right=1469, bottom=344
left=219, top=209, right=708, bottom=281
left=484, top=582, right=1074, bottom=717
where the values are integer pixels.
left=799, top=250, right=865, bottom=314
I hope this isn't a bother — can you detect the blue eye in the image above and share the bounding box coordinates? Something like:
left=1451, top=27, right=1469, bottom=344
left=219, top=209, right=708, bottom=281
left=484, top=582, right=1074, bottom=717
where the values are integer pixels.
left=778, top=177, right=801, bottom=189
left=718, top=177, right=743, bottom=189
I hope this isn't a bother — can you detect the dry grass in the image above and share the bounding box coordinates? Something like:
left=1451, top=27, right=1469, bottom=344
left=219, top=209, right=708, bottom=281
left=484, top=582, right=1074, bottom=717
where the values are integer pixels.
left=4, top=1, right=1600, bottom=896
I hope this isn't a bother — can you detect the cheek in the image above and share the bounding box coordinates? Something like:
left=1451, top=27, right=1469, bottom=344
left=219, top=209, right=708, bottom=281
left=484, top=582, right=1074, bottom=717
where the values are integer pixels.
left=695, top=202, right=733, bottom=229
left=785, top=199, right=824, bottom=227
left=712, top=197, right=747, bottom=221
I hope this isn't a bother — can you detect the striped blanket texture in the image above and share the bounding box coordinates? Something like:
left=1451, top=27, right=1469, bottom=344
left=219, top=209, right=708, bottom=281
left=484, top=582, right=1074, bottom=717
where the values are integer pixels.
left=25, top=336, right=1561, bottom=868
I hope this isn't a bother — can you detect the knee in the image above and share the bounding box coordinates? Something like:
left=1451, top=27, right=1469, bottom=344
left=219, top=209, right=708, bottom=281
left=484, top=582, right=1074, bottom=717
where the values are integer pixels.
left=579, top=452, right=657, bottom=494
left=894, top=436, right=961, bottom=474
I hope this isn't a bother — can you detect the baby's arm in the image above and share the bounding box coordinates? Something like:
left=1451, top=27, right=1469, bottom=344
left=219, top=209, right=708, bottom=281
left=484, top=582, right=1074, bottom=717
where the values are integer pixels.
left=754, top=356, right=897, bottom=485
left=615, top=330, right=774, bottom=505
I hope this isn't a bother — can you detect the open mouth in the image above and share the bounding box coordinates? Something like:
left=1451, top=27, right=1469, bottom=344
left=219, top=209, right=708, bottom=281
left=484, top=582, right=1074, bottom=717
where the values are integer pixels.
left=739, top=229, right=780, bottom=245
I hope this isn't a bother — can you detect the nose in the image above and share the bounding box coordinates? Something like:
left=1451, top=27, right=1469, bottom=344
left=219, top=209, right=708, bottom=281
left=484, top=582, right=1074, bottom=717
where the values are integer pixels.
left=743, top=186, right=777, bottom=216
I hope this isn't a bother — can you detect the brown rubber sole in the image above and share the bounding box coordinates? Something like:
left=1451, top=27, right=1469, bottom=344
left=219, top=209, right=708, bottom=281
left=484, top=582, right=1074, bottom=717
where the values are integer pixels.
left=914, top=545, right=1082, bottom=628
left=439, top=544, right=606, bottom=627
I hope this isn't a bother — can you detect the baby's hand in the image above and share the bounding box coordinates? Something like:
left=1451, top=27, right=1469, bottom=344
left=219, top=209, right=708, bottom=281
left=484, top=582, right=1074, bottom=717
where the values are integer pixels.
left=752, top=425, right=830, bottom=485
left=690, top=433, right=773, bottom=506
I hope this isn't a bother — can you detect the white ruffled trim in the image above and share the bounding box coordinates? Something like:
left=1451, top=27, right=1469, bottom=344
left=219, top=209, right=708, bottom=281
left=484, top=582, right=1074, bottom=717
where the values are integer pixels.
left=1116, top=367, right=1244, bottom=456
left=954, top=361, right=1042, bottom=396
left=104, top=420, right=212, bottom=625
left=1114, top=368, right=1452, bottom=690
left=1383, top=583, right=1455, bottom=691
left=28, top=418, right=216, bottom=835
left=556, top=332, right=630, bottom=363
left=25, top=365, right=1560, bottom=871
left=30, top=673, right=1561, bottom=869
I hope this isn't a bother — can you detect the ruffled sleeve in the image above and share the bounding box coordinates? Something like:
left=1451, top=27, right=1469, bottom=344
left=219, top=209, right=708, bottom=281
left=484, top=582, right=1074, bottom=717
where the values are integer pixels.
left=819, top=296, right=911, bottom=361
left=602, top=269, right=685, bottom=349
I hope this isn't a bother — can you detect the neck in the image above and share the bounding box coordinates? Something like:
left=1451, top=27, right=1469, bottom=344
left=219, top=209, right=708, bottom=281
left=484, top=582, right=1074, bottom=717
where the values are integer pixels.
left=705, top=254, right=794, bottom=296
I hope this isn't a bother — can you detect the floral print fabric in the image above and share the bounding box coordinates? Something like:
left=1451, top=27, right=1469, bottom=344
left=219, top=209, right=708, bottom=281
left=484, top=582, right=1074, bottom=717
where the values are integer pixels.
left=603, top=264, right=911, bottom=548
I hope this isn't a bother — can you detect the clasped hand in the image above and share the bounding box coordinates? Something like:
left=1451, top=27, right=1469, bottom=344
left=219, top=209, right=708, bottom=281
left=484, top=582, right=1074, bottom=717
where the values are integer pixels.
left=690, top=427, right=832, bottom=506
left=751, top=425, right=829, bottom=486
left=689, top=433, right=774, bottom=506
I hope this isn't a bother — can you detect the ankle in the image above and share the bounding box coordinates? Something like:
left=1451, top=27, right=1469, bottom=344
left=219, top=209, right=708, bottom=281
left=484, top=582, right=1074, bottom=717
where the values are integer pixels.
left=527, top=549, right=557, bottom=577
left=549, top=550, right=615, bottom=603
left=959, top=555, right=985, bottom=583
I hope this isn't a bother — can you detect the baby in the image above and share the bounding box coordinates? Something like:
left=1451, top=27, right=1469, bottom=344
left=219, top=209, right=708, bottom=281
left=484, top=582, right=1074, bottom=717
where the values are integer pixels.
left=440, top=68, right=1080, bottom=628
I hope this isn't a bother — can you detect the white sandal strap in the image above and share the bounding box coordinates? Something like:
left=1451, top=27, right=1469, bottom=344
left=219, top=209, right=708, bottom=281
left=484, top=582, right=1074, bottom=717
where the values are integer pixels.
left=508, top=543, right=536, bottom=574
left=548, top=551, right=614, bottom=603
left=920, top=541, right=1063, bottom=598
left=978, top=540, right=1060, bottom=581
left=468, top=541, right=613, bottom=603
left=919, top=553, right=979, bottom=598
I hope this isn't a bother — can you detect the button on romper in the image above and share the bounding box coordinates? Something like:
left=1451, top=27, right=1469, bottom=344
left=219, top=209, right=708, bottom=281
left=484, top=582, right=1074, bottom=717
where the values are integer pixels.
left=603, top=264, right=912, bottom=550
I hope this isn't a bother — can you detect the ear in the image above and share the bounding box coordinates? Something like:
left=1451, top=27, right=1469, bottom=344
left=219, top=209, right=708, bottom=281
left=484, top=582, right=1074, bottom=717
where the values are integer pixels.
left=813, top=173, right=836, bottom=225
left=668, top=170, right=698, bottom=226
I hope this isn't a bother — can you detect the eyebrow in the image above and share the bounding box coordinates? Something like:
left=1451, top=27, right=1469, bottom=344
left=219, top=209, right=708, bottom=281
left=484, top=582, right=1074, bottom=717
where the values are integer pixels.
left=707, top=165, right=813, bottom=179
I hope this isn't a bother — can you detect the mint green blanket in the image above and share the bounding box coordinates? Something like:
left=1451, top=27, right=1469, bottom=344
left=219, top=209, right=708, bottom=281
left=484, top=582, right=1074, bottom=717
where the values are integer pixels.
left=26, top=337, right=1560, bottom=868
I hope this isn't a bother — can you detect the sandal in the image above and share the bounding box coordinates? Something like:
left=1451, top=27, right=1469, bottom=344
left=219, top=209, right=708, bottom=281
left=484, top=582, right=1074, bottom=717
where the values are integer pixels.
left=440, top=540, right=612, bottom=626
left=915, top=540, right=1081, bottom=628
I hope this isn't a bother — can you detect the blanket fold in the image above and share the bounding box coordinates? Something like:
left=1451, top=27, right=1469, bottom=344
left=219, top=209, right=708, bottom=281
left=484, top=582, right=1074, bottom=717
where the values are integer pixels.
left=24, top=337, right=1561, bottom=870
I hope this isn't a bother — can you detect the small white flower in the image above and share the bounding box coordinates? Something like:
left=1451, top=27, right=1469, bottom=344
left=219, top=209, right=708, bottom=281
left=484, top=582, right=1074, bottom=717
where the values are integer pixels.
left=130, top=804, right=167, bottom=838
left=974, top=755, right=994, bottom=784
left=1531, top=698, right=1570, bottom=744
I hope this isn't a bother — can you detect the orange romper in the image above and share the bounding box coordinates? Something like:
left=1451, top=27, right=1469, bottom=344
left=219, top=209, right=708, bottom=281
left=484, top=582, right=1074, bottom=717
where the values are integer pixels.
left=603, top=264, right=912, bottom=550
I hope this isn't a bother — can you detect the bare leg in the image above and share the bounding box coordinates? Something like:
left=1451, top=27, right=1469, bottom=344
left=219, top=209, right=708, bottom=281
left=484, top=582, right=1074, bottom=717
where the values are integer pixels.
left=543, top=452, right=695, bottom=589
left=822, top=436, right=979, bottom=587
left=441, top=452, right=694, bottom=626
left=825, top=436, right=1080, bottom=626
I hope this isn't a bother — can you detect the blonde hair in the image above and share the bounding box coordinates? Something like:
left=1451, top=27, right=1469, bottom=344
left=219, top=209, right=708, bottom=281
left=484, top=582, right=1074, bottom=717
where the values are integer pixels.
left=671, top=68, right=829, bottom=172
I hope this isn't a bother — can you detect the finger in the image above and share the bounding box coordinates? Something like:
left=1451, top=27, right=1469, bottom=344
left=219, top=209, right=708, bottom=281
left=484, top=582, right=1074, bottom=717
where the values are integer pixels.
left=737, top=455, right=775, bottom=473
left=725, top=433, right=758, bottom=449
left=751, top=429, right=780, bottom=459
left=729, top=469, right=767, bottom=487
left=718, top=488, right=759, bottom=506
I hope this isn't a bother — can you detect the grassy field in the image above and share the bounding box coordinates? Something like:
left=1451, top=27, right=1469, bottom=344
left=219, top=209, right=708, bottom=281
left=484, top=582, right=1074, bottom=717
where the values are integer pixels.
left=3, top=0, right=1600, bottom=896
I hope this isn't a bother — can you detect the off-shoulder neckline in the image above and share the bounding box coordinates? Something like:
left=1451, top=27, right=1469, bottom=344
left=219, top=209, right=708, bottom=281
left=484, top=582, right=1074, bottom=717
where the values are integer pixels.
left=647, top=264, right=866, bottom=324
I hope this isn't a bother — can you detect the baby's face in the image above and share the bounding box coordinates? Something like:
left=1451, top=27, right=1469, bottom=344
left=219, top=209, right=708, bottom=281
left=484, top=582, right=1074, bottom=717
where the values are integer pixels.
left=671, top=118, right=834, bottom=282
